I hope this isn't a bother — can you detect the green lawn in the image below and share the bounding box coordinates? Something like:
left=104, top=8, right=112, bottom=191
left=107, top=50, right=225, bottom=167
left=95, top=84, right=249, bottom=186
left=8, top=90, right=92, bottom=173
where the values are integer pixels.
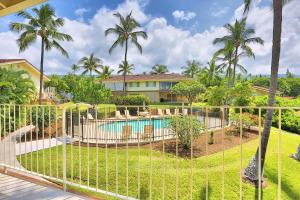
left=19, top=129, right=300, bottom=200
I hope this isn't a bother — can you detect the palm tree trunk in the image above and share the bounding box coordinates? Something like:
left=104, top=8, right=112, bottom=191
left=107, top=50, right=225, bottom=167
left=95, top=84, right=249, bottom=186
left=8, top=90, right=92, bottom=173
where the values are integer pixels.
left=38, top=38, right=45, bottom=105
left=232, top=47, right=238, bottom=87
left=123, top=39, right=128, bottom=95
left=244, top=0, right=282, bottom=183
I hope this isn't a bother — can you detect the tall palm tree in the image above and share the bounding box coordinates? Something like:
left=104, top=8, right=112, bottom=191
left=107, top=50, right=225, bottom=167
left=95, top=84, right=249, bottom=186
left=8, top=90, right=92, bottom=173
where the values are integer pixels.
left=99, top=66, right=114, bottom=80
left=243, top=0, right=292, bottom=184
left=182, top=60, right=201, bottom=78
left=117, top=61, right=134, bottom=94
left=151, top=64, right=168, bottom=74
left=213, top=18, right=264, bottom=85
left=71, top=64, right=80, bottom=75
left=10, top=4, right=73, bottom=104
left=105, top=12, right=148, bottom=94
left=199, top=59, right=221, bottom=87
left=79, top=53, right=103, bottom=76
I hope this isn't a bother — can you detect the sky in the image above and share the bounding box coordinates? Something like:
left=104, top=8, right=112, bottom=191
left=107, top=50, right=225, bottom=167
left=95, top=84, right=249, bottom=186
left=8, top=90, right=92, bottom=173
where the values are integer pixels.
left=0, top=0, right=299, bottom=75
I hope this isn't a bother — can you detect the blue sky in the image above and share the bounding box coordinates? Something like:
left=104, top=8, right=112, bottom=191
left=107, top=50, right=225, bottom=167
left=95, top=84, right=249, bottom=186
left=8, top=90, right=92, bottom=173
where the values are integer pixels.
left=0, top=0, right=299, bottom=75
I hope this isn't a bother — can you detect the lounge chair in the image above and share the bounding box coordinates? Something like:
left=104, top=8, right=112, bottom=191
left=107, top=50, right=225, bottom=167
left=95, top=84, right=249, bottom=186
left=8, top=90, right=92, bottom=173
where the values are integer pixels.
left=87, top=113, right=94, bottom=120
left=122, top=125, right=132, bottom=142
left=157, top=109, right=164, bottom=116
left=115, top=111, right=123, bottom=119
left=138, top=110, right=149, bottom=117
left=125, top=110, right=132, bottom=118
left=165, top=109, right=172, bottom=116
left=182, top=109, right=188, bottom=116
left=174, top=109, right=179, bottom=116
left=144, top=125, right=154, bottom=141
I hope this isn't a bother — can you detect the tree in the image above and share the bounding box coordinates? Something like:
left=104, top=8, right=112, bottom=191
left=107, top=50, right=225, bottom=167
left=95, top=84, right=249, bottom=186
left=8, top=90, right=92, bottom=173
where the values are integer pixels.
left=79, top=53, right=103, bottom=76
left=198, top=59, right=221, bottom=87
left=151, top=64, right=168, bottom=74
left=10, top=4, right=73, bottom=104
left=117, top=61, right=134, bottom=94
left=0, top=68, right=36, bottom=104
left=99, top=66, right=114, bottom=80
left=204, top=83, right=230, bottom=106
left=105, top=12, right=148, bottom=94
left=231, top=81, right=254, bottom=106
left=243, top=0, right=292, bottom=184
left=71, top=64, right=80, bottom=75
left=213, top=18, right=264, bottom=85
left=171, top=80, right=204, bottom=104
left=286, top=68, right=294, bottom=78
left=181, top=60, right=201, bottom=78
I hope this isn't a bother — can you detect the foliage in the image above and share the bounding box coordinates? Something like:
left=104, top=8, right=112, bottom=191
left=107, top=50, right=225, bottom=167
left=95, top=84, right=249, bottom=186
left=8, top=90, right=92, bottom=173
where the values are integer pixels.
left=71, top=77, right=112, bottom=104
left=30, top=106, right=56, bottom=131
left=230, top=81, right=254, bottom=106
left=112, top=95, right=150, bottom=106
left=44, top=74, right=69, bottom=96
left=99, top=66, right=114, bottom=80
left=0, top=68, right=36, bottom=104
left=151, top=64, right=168, bottom=74
left=229, top=111, right=257, bottom=134
left=208, top=131, right=215, bottom=145
left=202, top=83, right=230, bottom=106
left=71, top=64, right=80, bottom=74
left=181, top=60, right=201, bottom=78
left=79, top=53, right=103, bottom=76
left=198, top=59, right=221, bottom=87
left=170, top=116, right=204, bottom=149
left=171, top=80, right=204, bottom=104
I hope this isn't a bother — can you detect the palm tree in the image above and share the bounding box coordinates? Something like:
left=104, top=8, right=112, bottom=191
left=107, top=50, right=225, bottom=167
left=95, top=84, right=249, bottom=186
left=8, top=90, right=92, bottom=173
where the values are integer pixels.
left=213, top=18, right=264, bottom=85
left=151, top=64, right=168, bottom=74
left=10, top=4, right=73, bottom=104
left=243, top=0, right=292, bottom=184
left=182, top=60, right=201, bottom=78
left=99, top=66, right=114, bottom=80
left=117, top=61, right=134, bottom=94
left=199, top=59, right=221, bottom=87
left=71, top=64, right=80, bottom=75
left=105, top=12, right=148, bottom=94
left=79, top=53, right=103, bottom=76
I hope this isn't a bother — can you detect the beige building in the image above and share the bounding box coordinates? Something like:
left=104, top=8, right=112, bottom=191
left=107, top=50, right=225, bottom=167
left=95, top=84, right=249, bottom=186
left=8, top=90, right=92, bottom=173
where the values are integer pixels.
left=0, top=59, right=50, bottom=95
left=103, top=73, right=189, bottom=102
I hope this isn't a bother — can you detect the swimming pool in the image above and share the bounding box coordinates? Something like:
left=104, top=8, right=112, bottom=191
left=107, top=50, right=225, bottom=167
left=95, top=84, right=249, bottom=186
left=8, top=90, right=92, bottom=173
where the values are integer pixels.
left=99, top=118, right=170, bottom=134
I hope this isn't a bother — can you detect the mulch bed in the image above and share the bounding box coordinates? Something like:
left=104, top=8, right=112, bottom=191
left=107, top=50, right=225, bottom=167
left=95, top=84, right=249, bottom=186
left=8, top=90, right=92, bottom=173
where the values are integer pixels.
left=144, top=128, right=259, bottom=158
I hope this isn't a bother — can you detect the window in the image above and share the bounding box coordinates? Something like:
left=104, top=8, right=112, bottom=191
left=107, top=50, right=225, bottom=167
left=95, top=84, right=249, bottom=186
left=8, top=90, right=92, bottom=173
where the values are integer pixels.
left=146, top=81, right=156, bottom=87
left=128, top=82, right=140, bottom=87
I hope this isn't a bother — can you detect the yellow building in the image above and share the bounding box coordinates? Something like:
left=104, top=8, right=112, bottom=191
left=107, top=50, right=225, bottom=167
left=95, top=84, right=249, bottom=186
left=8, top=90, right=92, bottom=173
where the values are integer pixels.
left=0, top=59, right=50, bottom=95
left=0, top=0, right=47, bottom=17
left=103, top=73, right=189, bottom=102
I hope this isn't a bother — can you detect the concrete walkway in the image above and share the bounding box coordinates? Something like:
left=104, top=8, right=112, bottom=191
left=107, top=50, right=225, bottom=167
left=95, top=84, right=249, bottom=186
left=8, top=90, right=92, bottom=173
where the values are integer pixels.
left=0, top=173, right=87, bottom=200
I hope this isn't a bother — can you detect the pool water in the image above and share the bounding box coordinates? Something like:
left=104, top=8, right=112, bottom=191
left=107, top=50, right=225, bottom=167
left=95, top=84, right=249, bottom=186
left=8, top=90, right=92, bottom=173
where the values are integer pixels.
left=99, top=118, right=170, bottom=134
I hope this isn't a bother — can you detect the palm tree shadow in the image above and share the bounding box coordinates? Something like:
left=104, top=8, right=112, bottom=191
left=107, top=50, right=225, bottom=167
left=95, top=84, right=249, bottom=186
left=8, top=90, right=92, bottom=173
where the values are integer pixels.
left=198, top=182, right=211, bottom=200
left=255, top=186, right=264, bottom=200
left=264, top=169, right=300, bottom=200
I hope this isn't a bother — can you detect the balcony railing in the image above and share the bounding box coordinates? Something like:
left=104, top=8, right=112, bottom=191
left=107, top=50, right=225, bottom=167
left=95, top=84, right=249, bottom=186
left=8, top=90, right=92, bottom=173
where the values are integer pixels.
left=0, top=104, right=299, bottom=199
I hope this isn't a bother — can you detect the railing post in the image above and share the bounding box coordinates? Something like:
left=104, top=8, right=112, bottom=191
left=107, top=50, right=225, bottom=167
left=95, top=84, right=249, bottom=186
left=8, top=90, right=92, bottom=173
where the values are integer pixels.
left=62, top=108, right=67, bottom=191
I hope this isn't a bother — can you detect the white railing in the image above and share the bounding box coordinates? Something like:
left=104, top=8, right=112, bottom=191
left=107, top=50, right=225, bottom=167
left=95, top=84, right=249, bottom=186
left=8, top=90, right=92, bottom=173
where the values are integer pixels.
left=0, top=104, right=299, bottom=199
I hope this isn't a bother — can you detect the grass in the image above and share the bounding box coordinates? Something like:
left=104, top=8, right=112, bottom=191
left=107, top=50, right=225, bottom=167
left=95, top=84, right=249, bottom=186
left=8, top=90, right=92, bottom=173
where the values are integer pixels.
left=18, top=129, right=300, bottom=200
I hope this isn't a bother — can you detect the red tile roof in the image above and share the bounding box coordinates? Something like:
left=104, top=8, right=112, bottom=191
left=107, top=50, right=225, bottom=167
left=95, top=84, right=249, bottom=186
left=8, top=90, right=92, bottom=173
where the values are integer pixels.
left=104, top=73, right=188, bottom=82
left=0, top=59, right=26, bottom=63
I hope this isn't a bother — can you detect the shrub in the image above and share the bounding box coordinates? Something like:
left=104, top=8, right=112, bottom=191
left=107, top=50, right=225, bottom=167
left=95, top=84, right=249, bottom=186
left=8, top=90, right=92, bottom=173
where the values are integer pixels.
left=170, top=116, right=204, bottom=149
left=30, top=106, right=56, bottom=132
left=229, top=111, right=257, bottom=134
left=112, top=95, right=150, bottom=106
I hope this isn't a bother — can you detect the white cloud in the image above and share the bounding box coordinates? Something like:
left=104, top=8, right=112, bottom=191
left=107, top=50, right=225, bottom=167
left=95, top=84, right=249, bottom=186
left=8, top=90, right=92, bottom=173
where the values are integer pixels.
left=172, top=10, right=196, bottom=21
left=0, top=0, right=299, bottom=76
left=211, top=7, right=229, bottom=17
left=75, top=8, right=89, bottom=17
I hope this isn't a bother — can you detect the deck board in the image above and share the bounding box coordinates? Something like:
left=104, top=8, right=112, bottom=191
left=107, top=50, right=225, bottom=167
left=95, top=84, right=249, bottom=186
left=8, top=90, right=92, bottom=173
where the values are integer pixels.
left=0, top=173, right=87, bottom=200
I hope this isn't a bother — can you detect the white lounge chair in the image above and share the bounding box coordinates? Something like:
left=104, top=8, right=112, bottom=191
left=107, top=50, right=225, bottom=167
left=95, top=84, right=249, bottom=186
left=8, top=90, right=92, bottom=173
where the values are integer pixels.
left=157, top=109, right=164, bottom=116
left=125, top=110, right=132, bottom=118
left=182, top=109, right=188, bottom=116
left=115, top=111, right=123, bottom=119
left=87, top=113, right=94, bottom=120
left=165, top=109, right=172, bottom=116
left=174, top=109, right=179, bottom=116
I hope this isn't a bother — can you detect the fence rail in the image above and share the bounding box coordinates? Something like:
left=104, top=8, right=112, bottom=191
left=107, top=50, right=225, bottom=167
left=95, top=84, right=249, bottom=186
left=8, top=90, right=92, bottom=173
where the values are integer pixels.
left=0, top=104, right=299, bottom=199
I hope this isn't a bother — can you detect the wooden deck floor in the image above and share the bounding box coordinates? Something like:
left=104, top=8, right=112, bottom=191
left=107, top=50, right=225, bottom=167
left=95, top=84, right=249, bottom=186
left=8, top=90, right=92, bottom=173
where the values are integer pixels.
left=0, top=173, right=87, bottom=200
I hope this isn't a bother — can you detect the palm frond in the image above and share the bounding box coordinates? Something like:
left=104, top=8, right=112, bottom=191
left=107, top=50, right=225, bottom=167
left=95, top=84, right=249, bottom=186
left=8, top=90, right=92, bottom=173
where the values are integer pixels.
left=52, top=40, right=69, bottom=58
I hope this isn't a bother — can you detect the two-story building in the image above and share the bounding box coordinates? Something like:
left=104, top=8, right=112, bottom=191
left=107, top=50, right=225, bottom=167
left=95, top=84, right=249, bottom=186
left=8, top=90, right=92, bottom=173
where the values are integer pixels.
left=103, top=73, right=189, bottom=102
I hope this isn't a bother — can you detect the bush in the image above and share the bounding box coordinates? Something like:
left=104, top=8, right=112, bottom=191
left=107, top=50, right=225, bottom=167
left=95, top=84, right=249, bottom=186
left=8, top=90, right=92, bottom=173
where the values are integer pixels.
left=112, top=95, right=150, bottom=106
left=30, top=106, right=56, bottom=132
left=229, top=111, right=257, bottom=134
left=170, top=116, right=204, bottom=149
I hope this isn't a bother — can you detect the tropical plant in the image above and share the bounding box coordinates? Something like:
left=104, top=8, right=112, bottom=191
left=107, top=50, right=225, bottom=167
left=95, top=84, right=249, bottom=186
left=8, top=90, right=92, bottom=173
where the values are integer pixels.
left=0, top=68, right=36, bottom=104
left=213, top=18, right=264, bottom=86
left=99, top=66, right=114, bottom=80
left=117, top=61, right=134, bottom=94
left=170, top=116, right=204, bottom=150
left=105, top=12, right=148, bottom=94
left=286, top=68, right=294, bottom=78
left=171, top=80, right=204, bottom=105
left=151, top=64, right=168, bottom=74
left=198, top=59, right=221, bottom=87
left=243, top=0, right=292, bottom=183
left=181, top=60, right=201, bottom=78
left=71, top=64, right=80, bottom=75
left=10, top=4, right=73, bottom=104
left=79, top=53, right=103, bottom=76
left=230, top=81, right=254, bottom=106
